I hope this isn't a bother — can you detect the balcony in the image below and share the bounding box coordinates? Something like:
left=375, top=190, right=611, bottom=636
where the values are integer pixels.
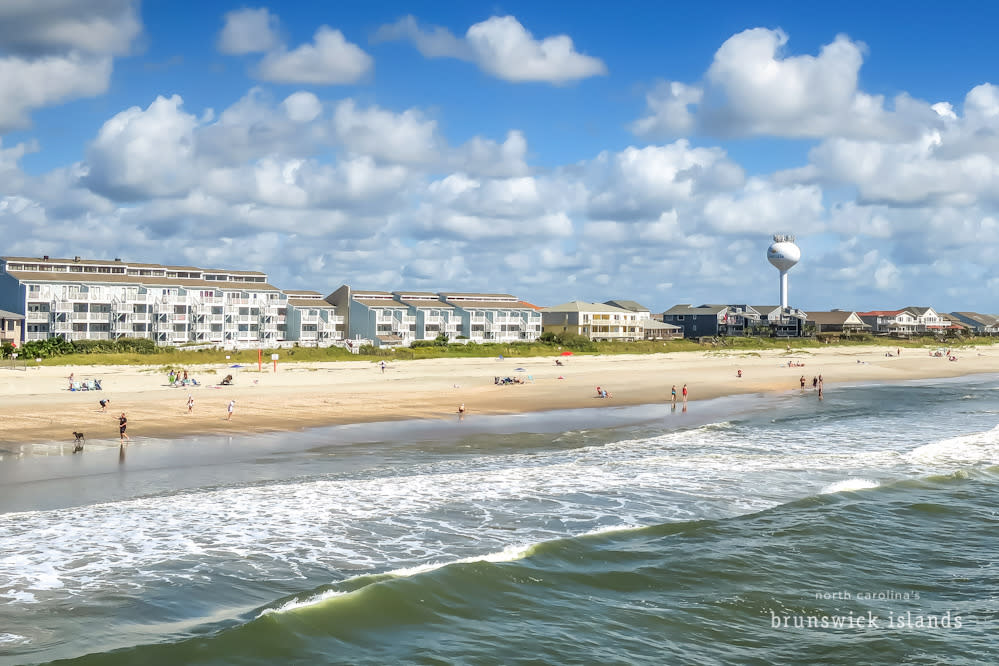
left=26, top=311, right=50, bottom=322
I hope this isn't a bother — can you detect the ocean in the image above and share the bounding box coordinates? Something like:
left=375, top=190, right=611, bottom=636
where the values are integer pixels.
left=1, top=377, right=997, bottom=665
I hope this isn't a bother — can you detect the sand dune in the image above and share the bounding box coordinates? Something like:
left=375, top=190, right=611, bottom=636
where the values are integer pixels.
left=1, top=343, right=996, bottom=452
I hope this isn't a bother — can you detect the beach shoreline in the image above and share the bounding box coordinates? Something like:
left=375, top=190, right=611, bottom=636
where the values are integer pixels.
left=1, top=343, right=997, bottom=455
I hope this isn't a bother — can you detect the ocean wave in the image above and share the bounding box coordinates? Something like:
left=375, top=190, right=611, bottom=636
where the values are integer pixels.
left=257, top=525, right=641, bottom=619
left=905, top=424, right=999, bottom=467
left=819, top=478, right=880, bottom=494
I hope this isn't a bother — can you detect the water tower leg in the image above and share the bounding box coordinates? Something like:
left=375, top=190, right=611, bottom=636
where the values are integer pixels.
left=780, top=271, right=789, bottom=309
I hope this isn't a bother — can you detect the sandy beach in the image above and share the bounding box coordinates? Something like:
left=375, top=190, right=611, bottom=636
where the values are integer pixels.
left=1, top=343, right=997, bottom=451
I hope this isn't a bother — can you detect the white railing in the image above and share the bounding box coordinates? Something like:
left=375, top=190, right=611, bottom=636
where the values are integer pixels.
left=26, top=311, right=50, bottom=322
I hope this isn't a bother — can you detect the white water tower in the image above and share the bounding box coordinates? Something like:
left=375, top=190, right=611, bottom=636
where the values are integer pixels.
left=767, top=234, right=800, bottom=309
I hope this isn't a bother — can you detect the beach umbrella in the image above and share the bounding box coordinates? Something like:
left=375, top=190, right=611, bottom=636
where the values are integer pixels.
left=514, top=367, right=526, bottom=372
left=560, top=351, right=573, bottom=356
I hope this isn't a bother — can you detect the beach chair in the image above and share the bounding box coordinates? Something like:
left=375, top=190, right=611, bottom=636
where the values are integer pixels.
left=85, top=379, right=97, bottom=391
left=70, top=381, right=82, bottom=391
left=93, top=379, right=103, bottom=390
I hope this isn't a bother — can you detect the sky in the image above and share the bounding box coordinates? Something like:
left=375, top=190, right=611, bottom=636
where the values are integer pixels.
left=2, top=1, right=999, bottom=313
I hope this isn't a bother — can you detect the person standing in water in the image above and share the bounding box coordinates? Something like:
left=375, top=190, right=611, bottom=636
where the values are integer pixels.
left=671, top=385, right=677, bottom=403
left=119, top=412, right=130, bottom=443
left=682, top=384, right=688, bottom=403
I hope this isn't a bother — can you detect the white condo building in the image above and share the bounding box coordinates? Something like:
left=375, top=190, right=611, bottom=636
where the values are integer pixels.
left=0, top=256, right=342, bottom=347
left=327, top=285, right=543, bottom=346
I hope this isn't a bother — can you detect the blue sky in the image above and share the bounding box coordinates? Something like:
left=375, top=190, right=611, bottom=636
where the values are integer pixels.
left=2, top=1, right=999, bottom=312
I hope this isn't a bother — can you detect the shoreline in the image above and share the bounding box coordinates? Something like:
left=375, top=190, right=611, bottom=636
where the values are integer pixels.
left=1, top=344, right=998, bottom=455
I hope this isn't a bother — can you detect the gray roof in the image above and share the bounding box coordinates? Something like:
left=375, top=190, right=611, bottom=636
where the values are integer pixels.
left=950, top=312, right=999, bottom=327
left=903, top=306, right=934, bottom=316
left=643, top=319, right=681, bottom=330
left=663, top=304, right=727, bottom=315
left=543, top=301, right=634, bottom=314
left=0, top=309, right=24, bottom=320
left=603, top=299, right=650, bottom=312
left=805, top=311, right=868, bottom=326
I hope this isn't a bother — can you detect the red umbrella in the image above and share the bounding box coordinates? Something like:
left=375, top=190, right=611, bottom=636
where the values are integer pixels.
left=560, top=351, right=573, bottom=356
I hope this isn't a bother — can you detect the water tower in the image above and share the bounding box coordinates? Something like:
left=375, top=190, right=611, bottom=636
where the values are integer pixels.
left=767, top=234, right=800, bottom=309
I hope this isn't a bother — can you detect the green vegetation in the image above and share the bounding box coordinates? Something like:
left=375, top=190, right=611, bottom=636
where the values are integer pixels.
left=6, top=334, right=997, bottom=367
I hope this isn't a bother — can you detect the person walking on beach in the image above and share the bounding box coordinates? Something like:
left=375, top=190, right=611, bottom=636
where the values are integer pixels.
left=187, top=394, right=194, bottom=414
left=671, top=385, right=677, bottom=404
left=226, top=399, right=235, bottom=421
left=119, top=412, right=130, bottom=443
left=682, top=384, right=688, bottom=403
left=99, top=398, right=110, bottom=413
left=380, top=361, right=386, bottom=374
left=800, top=375, right=806, bottom=389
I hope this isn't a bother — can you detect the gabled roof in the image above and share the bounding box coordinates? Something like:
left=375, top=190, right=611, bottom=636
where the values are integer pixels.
left=446, top=300, right=532, bottom=310
left=397, top=299, right=454, bottom=309
left=902, top=306, right=935, bottom=316
left=0, top=309, right=24, bottom=320
left=518, top=300, right=543, bottom=310
left=283, top=289, right=322, bottom=296
left=643, top=319, right=681, bottom=330
left=439, top=292, right=516, bottom=299
left=354, top=299, right=407, bottom=308
left=663, top=304, right=727, bottom=315
left=951, top=312, right=999, bottom=327
left=858, top=310, right=903, bottom=317
left=603, top=299, right=649, bottom=312
left=286, top=299, right=336, bottom=308
left=543, top=301, right=634, bottom=314
left=805, top=311, right=867, bottom=326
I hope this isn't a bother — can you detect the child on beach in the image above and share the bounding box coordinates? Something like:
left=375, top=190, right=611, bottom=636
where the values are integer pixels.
left=187, top=394, right=194, bottom=413
left=119, top=413, right=130, bottom=443
left=99, top=398, right=110, bottom=413
left=226, top=399, right=235, bottom=421
left=671, top=385, right=677, bottom=403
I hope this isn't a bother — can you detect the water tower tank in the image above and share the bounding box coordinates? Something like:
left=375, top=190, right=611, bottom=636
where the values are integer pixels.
left=767, top=234, right=800, bottom=309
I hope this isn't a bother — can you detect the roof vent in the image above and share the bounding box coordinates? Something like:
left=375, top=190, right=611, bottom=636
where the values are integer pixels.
left=42, top=255, right=49, bottom=260
left=114, top=258, right=122, bottom=262
left=74, top=256, right=80, bottom=262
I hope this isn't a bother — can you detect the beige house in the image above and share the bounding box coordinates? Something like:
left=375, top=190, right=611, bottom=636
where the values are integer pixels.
left=0, top=309, right=23, bottom=345
left=805, top=311, right=870, bottom=334
left=542, top=301, right=645, bottom=341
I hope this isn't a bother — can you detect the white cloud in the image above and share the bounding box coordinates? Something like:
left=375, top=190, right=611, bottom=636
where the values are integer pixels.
left=630, top=81, right=703, bottom=138
left=83, top=95, right=200, bottom=200
left=0, top=1, right=143, bottom=133
left=584, top=141, right=744, bottom=220
left=257, top=25, right=372, bottom=85
left=0, top=53, right=112, bottom=132
left=0, top=0, right=141, bottom=55
left=702, top=179, right=824, bottom=234
left=374, top=15, right=606, bottom=84
left=632, top=28, right=939, bottom=141
left=372, top=15, right=469, bottom=59
left=217, top=7, right=281, bottom=55
left=282, top=91, right=321, bottom=123
left=332, top=100, right=440, bottom=164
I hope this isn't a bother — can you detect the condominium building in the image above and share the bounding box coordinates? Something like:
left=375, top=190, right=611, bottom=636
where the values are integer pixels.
left=438, top=292, right=542, bottom=343
left=282, top=290, right=345, bottom=345
left=0, top=255, right=313, bottom=347
left=327, top=286, right=543, bottom=346
left=392, top=291, right=462, bottom=341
